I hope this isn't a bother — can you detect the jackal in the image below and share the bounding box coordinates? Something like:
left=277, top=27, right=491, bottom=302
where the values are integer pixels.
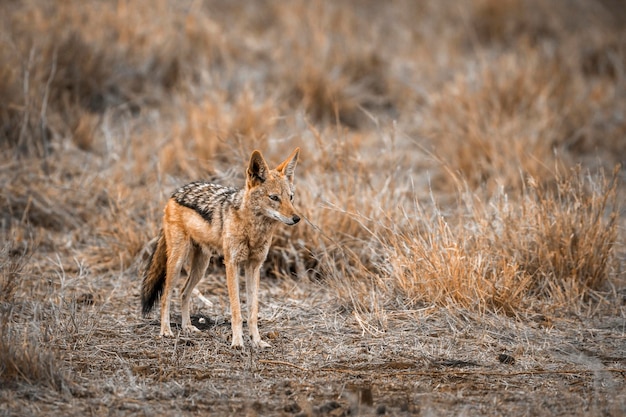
left=141, top=148, right=300, bottom=348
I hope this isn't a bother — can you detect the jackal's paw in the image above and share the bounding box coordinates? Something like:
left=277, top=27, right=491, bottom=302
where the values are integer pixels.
left=231, top=336, right=245, bottom=349
left=253, top=339, right=271, bottom=349
left=159, top=329, right=174, bottom=338
left=183, top=324, right=201, bottom=334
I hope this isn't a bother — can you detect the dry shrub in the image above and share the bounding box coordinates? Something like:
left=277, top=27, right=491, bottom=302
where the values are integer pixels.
left=576, top=35, right=626, bottom=164
left=0, top=241, right=33, bottom=304
left=470, top=0, right=559, bottom=46
left=0, top=43, right=25, bottom=153
left=0, top=0, right=229, bottom=156
left=424, top=48, right=585, bottom=192
left=0, top=160, right=86, bottom=231
left=276, top=1, right=395, bottom=128
left=265, top=126, right=389, bottom=280
left=469, top=0, right=620, bottom=47
left=161, top=91, right=276, bottom=178
left=506, top=167, right=620, bottom=298
left=340, top=166, right=621, bottom=316
left=0, top=236, right=66, bottom=391
left=0, top=315, right=67, bottom=391
left=277, top=139, right=431, bottom=313
left=290, top=52, right=391, bottom=128
left=84, top=182, right=155, bottom=272
left=582, top=36, right=626, bottom=80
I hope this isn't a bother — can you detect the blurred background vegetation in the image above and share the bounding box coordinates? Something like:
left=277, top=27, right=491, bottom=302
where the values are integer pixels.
left=1, top=0, right=624, bottom=329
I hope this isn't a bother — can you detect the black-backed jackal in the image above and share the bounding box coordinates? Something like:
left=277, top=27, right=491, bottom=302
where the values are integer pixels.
left=141, top=148, right=300, bottom=348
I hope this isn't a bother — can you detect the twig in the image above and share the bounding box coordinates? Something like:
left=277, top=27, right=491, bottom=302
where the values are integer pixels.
left=18, top=47, right=36, bottom=150
left=258, top=359, right=308, bottom=372
left=40, top=45, right=58, bottom=167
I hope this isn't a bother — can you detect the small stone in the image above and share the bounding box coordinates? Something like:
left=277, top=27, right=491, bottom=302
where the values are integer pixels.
left=498, top=353, right=516, bottom=365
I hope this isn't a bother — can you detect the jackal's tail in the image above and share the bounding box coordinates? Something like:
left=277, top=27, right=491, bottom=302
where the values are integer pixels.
left=141, top=230, right=167, bottom=316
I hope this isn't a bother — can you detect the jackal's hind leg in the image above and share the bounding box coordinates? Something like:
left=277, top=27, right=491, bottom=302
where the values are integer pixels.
left=160, top=231, right=190, bottom=338
left=181, top=245, right=211, bottom=334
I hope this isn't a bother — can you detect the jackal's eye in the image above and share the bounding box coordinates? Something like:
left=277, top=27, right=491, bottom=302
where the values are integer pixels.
left=289, top=194, right=294, bottom=201
left=269, top=194, right=280, bottom=202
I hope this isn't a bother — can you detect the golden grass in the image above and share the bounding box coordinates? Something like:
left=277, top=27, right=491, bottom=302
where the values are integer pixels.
left=0, top=312, right=68, bottom=392
left=0, top=240, right=68, bottom=391
left=424, top=48, right=580, bottom=192
left=383, top=166, right=619, bottom=315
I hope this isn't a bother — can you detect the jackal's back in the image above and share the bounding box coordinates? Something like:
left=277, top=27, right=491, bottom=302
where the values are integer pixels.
left=171, top=181, right=242, bottom=225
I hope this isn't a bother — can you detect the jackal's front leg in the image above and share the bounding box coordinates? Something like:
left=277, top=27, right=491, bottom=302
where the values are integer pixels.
left=246, top=261, right=270, bottom=348
left=225, top=260, right=244, bottom=348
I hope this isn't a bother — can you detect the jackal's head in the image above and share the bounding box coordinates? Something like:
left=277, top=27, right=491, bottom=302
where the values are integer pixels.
left=246, top=148, right=301, bottom=226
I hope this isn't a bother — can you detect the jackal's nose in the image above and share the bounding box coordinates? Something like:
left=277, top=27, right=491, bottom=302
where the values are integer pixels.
left=292, top=215, right=300, bottom=224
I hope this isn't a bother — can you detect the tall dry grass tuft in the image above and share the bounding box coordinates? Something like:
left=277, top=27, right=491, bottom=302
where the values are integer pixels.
left=162, top=91, right=276, bottom=178
left=0, top=159, right=87, bottom=232
left=84, top=181, right=156, bottom=272
left=0, top=314, right=68, bottom=392
left=506, top=166, right=620, bottom=299
left=470, top=0, right=558, bottom=46
left=0, top=237, right=67, bottom=392
left=0, top=243, right=32, bottom=304
left=275, top=1, right=395, bottom=129
left=335, top=165, right=622, bottom=318
left=0, top=0, right=230, bottom=156
left=423, top=48, right=587, bottom=192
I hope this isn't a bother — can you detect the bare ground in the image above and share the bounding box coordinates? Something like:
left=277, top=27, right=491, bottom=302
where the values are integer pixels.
left=1, top=265, right=624, bottom=417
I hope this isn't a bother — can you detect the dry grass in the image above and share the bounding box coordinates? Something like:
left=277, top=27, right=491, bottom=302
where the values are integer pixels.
left=0, top=240, right=68, bottom=392
left=1, top=0, right=625, bottom=415
left=376, top=166, right=620, bottom=316
left=0, top=311, right=68, bottom=393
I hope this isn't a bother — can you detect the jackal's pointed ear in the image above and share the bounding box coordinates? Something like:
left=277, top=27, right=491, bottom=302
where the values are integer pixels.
left=276, top=147, right=300, bottom=184
left=247, top=150, right=269, bottom=187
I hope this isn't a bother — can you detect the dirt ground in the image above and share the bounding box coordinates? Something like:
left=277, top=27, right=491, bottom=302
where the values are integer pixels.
left=1, top=266, right=624, bottom=417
